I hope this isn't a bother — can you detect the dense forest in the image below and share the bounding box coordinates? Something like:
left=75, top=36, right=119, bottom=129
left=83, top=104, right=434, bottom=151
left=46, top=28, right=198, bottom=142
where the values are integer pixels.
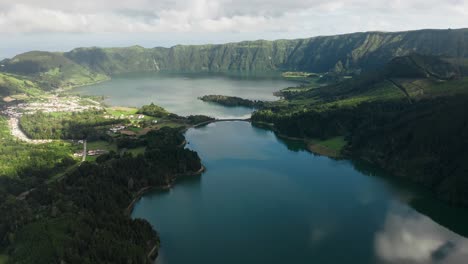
left=252, top=54, right=468, bottom=206
left=0, top=126, right=202, bottom=263
left=19, top=111, right=122, bottom=140
left=199, top=95, right=264, bottom=108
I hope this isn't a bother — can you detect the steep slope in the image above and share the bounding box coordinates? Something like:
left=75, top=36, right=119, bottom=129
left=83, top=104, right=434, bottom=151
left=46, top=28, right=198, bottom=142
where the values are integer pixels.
left=64, top=46, right=159, bottom=75
left=280, top=53, right=467, bottom=102
left=60, top=28, right=468, bottom=75
left=1, top=28, right=467, bottom=86
left=0, top=73, right=42, bottom=97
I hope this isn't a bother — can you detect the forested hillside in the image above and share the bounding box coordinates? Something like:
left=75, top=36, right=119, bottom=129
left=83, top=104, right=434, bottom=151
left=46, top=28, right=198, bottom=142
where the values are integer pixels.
left=252, top=54, right=468, bottom=206
left=63, top=29, right=468, bottom=74
left=0, top=51, right=107, bottom=92
left=1, top=29, right=468, bottom=85
left=0, top=126, right=202, bottom=263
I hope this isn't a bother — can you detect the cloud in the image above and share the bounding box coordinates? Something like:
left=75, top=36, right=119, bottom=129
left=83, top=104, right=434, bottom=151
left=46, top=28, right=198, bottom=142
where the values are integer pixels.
left=374, top=204, right=468, bottom=264
left=0, top=0, right=467, bottom=34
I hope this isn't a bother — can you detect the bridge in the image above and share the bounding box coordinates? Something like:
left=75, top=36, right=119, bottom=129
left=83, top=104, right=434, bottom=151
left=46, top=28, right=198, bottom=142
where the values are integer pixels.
left=192, top=118, right=251, bottom=128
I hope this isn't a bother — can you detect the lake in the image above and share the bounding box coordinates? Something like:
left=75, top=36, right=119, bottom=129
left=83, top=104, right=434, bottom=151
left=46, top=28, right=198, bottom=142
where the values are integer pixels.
left=81, top=72, right=468, bottom=264
left=132, top=121, right=468, bottom=264
left=75, top=72, right=296, bottom=118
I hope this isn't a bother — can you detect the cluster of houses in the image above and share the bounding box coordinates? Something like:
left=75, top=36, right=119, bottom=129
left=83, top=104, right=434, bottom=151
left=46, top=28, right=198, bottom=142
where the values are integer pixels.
left=1, top=95, right=102, bottom=118
left=104, top=114, right=145, bottom=120
left=109, top=125, right=127, bottom=133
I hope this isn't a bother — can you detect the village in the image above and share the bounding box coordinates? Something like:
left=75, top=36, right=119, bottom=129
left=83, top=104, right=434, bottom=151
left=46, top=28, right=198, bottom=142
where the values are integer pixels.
left=1, top=95, right=102, bottom=119
left=1, top=94, right=158, bottom=160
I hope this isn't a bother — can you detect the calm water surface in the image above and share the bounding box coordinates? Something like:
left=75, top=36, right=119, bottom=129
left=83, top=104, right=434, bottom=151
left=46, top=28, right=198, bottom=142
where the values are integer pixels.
left=132, top=122, right=468, bottom=264
left=75, top=73, right=296, bottom=118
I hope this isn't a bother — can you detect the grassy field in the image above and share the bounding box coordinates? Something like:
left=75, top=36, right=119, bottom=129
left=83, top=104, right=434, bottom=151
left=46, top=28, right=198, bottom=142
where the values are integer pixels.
left=86, top=140, right=117, bottom=152
left=106, top=107, right=139, bottom=117
left=0, top=72, right=43, bottom=97
left=308, top=136, right=347, bottom=158
left=0, top=116, right=75, bottom=179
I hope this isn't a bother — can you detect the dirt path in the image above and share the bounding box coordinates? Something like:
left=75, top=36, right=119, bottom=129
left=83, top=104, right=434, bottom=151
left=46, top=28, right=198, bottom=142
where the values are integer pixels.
left=7, top=118, right=52, bottom=144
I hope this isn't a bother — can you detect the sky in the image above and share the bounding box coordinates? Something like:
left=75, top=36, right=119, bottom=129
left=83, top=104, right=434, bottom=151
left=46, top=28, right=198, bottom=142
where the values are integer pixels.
left=0, top=0, right=467, bottom=58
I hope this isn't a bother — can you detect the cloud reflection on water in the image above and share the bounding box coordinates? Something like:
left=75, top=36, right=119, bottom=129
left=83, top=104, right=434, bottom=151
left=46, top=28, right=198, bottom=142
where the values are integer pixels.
left=374, top=204, right=468, bottom=264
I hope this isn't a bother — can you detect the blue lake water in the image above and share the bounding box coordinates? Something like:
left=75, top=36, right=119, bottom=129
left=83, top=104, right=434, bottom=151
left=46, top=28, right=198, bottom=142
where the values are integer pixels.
left=80, top=72, right=468, bottom=264
left=75, top=73, right=296, bottom=118
left=133, top=121, right=468, bottom=264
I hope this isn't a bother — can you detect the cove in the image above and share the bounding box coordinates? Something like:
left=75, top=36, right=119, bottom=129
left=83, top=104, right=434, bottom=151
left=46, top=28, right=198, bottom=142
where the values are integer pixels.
left=74, top=72, right=296, bottom=118
left=132, top=121, right=468, bottom=264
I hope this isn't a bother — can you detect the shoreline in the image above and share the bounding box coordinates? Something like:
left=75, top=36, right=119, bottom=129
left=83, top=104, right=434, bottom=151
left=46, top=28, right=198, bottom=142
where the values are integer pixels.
left=252, top=121, right=343, bottom=159
left=125, top=165, right=206, bottom=216
left=56, top=76, right=111, bottom=93
left=125, top=164, right=206, bottom=262
left=278, top=134, right=342, bottom=158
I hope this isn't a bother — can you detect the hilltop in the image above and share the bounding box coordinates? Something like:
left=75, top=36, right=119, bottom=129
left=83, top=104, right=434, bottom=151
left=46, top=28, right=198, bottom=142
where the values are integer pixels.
left=1, top=28, right=468, bottom=98
left=0, top=51, right=107, bottom=94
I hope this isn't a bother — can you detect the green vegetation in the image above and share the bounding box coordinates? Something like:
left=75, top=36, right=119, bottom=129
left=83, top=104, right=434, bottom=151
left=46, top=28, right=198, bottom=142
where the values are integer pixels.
left=1, top=51, right=108, bottom=90
left=0, top=117, right=75, bottom=178
left=0, top=123, right=202, bottom=263
left=20, top=111, right=122, bottom=140
left=309, top=137, right=347, bottom=157
left=61, top=29, right=468, bottom=74
left=252, top=54, right=468, bottom=206
left=127, top=147, right=146, bottom=156
left=137, top=103, right=169, bottom=117
left=0, top=28, right=466, bottom=94
left=0, top=254, right=8, bottom=264
left=1, top=28, right=468, bottom=262
left=185, top=115, right=216, bottom=125
left=0, top=73, right=42, bottom=97
left=86, top=140, right=118, bottom=152
left=106, top=106, right=138, bottom=117
left=199, top=95, right=264, bottom=108
left=136, top=104, right=214, bottom=128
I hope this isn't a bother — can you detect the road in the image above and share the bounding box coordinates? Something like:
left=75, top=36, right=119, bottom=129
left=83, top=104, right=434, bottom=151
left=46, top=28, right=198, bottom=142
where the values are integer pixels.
left=82, top=140, right=87, bottom=162
left=7, top=118, right=52, bottom=144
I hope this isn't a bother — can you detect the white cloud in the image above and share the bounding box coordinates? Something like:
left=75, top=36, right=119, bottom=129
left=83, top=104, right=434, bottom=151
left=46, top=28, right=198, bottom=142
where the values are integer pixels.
left=1, top=0, right=468, bottom=58
left=0, top=0, right=467, bottom=34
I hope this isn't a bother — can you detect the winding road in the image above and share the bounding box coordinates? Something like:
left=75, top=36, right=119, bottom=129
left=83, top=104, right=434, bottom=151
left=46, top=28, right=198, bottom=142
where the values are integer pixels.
left=8, top=118, right=52, bottom=144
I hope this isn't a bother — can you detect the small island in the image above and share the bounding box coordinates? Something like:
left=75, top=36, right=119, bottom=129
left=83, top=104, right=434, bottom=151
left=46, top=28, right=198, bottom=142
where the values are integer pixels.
left=199, top=95, right=265, bottom=108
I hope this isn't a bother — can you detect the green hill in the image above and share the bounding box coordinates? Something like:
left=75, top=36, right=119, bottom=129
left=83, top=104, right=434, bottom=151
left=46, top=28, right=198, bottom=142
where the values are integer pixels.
left=279, top=53, right=467, bottom=102
left=62, top=28, right=468, bottom=74
left=0, top=73, right=42, bottom=97
left=1, top=28, right=468, bottom=95
left=252, top=55, right=468, bottom=206
left=1, top=51, right=107, bottom=90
